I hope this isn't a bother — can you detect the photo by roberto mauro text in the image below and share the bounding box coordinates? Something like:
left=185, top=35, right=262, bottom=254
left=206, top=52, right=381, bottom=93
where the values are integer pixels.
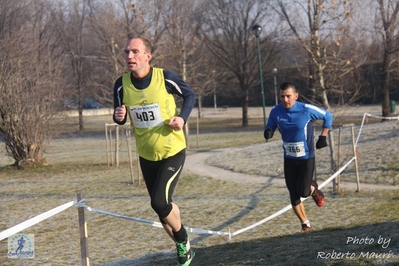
left=317, top=235, right=395, bottom=260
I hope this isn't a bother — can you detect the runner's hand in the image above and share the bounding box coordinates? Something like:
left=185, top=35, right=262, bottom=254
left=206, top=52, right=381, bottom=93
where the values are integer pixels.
left=115, top=105, right=126, bottom=121
left=316, top=135, right=327, bottom=149
left=264, top=128, right=274, bottom=140
left=169, top=116, right=184, bottom=131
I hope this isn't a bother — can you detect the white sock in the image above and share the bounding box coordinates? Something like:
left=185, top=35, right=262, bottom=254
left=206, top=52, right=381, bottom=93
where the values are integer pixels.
left=302, top=220, right=311, bottom=227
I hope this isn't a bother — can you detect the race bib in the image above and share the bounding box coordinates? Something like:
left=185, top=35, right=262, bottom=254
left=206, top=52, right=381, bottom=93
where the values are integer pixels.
left=129, top=104, right=163, bottom=128
left=283, top=141, right=306, bottom=157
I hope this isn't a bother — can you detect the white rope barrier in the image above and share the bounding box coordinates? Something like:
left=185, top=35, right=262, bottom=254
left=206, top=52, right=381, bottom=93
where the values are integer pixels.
left=365, top=113, right=399, bottom=120
left=0, top=158, right=369, bottom=244
left=84, top=205, right=163, bottom=228
left=0, top=200, right=76, bottom=241
left=0, top=137, right=358, bottom=243
left=82, top=204, right=230, bottom=237
left=356, top=113, right=368, bottom=145
left=230, top=157, right=356, bottom=237
left=356, top=113, right=399, bottom=145
left=317, top=157, right=356, bottom=190
left=1, top=112, right=396, bottom=244
left=77, top=156, right=356, bottom=240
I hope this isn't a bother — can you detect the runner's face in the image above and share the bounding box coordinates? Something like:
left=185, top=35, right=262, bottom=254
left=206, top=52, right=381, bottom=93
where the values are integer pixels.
left=280, top=87, right=298, bottom=109
left=124, top=38, right=151, bottom=77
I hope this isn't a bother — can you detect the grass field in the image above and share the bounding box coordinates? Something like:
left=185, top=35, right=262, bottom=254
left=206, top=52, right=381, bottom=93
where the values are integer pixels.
left=0, top=111, right=398, bottom=266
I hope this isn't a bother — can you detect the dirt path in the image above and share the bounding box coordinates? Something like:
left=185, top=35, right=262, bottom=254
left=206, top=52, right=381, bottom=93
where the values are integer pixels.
left=185, top=146, right=399, bottom=191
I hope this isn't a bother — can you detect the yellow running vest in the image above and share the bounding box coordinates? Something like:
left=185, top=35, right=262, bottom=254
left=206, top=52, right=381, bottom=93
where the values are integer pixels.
left=122, top=68, right=186, bottom=161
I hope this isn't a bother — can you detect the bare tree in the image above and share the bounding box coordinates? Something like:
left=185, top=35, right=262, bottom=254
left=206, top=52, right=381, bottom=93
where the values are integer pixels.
left=277, top=0, right=367, bottom=110
left=116, top=0, right=166, bottom=45
left=200, top=0, right=279, bottom=127
left=0, top=0, right=67, bottom=167
left=86, top=0, right=167, bottom=106
left=160, top=0, right=215, bottom=117
left=86, top=0, right=127, bottom=107
left=52, top=0, right=91, bottom=132
left=376, top=0, right=399, bottom=117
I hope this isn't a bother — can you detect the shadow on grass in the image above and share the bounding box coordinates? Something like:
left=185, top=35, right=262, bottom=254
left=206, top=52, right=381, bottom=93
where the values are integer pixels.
left=97, top=221, right=399, bottom=266
left=190, top=182, right=275, bottom=245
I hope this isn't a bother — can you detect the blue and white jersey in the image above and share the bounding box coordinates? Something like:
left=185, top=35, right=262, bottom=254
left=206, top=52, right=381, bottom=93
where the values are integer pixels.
left=266, top=101, right=333, bottom=160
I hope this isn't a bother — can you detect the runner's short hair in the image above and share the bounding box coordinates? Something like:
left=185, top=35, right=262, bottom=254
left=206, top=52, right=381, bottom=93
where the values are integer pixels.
left=280, top=82, right=297, bottom=92
left=127, top=35, right=152, bottom=53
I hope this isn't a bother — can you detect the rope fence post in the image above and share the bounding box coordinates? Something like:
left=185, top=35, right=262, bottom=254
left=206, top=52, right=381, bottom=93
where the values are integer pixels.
left=328, top=129, right=336, bottom=189
left=105, top=124, right=110, bottom=167
left=337, top=125, right=342, bottom=192
left=351, top=125, right=361, bottom=191
left=105, top=123, right=115, bottom=166
left=126, top=128, right=134, bottom=184
left=184, top=119, right=190, bottom=149
left=115, top=126, right=120, bottom=167
left=77, top=189, right=89, bottom=266
left=196, top=110, right=199, bottom=148
left=108, top=124, right=114, bottom=166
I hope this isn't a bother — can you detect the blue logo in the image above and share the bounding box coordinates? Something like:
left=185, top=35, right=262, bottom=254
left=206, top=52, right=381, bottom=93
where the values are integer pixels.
left=8, top=234, right=34, bottom=259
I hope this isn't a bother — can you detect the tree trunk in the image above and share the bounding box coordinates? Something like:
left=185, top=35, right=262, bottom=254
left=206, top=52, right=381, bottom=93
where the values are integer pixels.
left=242, top=89, right=249, bottom=127
left=197, top=94, right=203, bottom=118
left=308, top=57, right=317, bottom=102
left=381, top=49, right=391, bottom=118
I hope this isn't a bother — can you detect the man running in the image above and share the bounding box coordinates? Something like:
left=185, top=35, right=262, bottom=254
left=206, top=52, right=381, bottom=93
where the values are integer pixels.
left=113, top=35, right=196, bottom=265
left=264, top=82, right=333, bottom=231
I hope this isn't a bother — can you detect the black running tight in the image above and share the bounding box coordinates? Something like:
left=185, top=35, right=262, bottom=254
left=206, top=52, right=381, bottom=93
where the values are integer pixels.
left=139, top=149, right=185, bottom=222
left=284, top=157, right=315, bottom=206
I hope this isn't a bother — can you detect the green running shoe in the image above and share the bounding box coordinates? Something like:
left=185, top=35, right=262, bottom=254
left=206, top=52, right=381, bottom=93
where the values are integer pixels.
left=176, top=237, right=194, bottom=266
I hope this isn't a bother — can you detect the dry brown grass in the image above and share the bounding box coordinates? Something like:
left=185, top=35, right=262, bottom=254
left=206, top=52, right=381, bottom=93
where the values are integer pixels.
left=0, top=112, right=398, bottom=266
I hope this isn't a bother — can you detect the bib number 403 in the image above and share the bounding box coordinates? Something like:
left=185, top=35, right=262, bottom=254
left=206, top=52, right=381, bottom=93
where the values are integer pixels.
left=136, top=111, right=155, bottom=122
left=129, top=104, right=163, bottom=128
